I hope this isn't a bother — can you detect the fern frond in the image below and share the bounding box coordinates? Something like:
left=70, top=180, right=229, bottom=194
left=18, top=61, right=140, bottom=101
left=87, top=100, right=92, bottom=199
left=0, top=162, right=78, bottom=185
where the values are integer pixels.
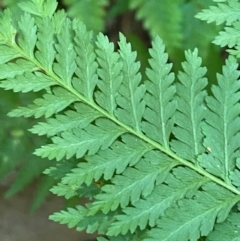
left=97, top=235, right=141, bottom=241
left=195, top=0, right=240, bottom=25
left=142, top=36, right=176, bottom=149
left=50, top=182, right=77, bottom=199
left=35, top=119, right=124, bottom=161
left=0, top=72, right=56, bottom=92
left=0, top=9, right=17, bottom=44
left=171, top=49, right=207, bottom=162
left=73, top=20, right=98, bottom=101
left=230, top=158, right=240, bottom=190
left=107, top=167, right=208, bottom=236
left=0, top=59, right=36, bottom=79
left=144, top=183, right=238, bottom=241
left=61, top=135, right=150, bottom=187
left=18, top=12, right=37, bottom=58
left=8, top=87, right=77, bottom=118
left=207, top=212, right=240, bottom=241
left=30, top=103, right=101, bottom=136
left=18, top=0, right=57, bottom=17
left=44, top=159, right=78, bottom=179
left=213, top=21, right=240, bottom=48
left=49, top=205, right=86, bottom=228
left=0, top=45, right=20, bottom=64
left=95, top=33, right=122, bottom=115
left=2, top=1, right=240, bottom=240
left=35, top=17, right=55, bottom=71
left=54, top=17, right=76, bottom=86
left=115, top=33, right=145, bottom=132
left=76, top=209, right=115, bottom=234
left=199, top=56, right=240, bottom=183
left=89, top=151, right=177, bottom=215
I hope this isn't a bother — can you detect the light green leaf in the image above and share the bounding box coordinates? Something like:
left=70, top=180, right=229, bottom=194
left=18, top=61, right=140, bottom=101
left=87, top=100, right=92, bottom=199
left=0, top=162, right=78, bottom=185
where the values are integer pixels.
left=18, top=0, right=58, bottom=17
left=17, top=12, right=37, bottom=58
left=8, top=87, right=77, bottom=118
left=145, top=183, right=237, bottom=241
left=35, top=17, right=55, bottom=71
left=107, top=168, right=208, bottom=236
left=89, top=151, right=176, bottom=214
left=30, top=103, right=101, bottom=136
left=53, top=17, right=76, bottom=86
left=0, top=59, right=36, bottom=79
left=0, top=71, right=56, bottom=92
left=72, top=20, right=98, bottom=101
left=143, top=36, right=176, bottom=149
left=95, top=33, right=123, bottom=115
left=213, top=22, right=240, bottom=47
left=61, top=134, right=151, bottom=187
left=49, top=205, right=86, bottom=228
left=35, top=119, right=125, bottom=161
left=199, top=56, right=240, bottom=183
left=0, top=45, right=20, bottom=64
left=115, top=33, right=145, bottom=132
left=207, top=212, right=240, bottom=241
left=196, top=0, right=240, bottom=25
left=171, top=49, right=207, bottom=162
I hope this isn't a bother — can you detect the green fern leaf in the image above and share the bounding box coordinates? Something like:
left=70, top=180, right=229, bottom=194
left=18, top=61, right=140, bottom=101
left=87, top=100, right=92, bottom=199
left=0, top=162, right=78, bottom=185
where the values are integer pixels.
left=230, top=158, right=240, bottom=189
left=142, top=36, right=176, bottom=149
left=77, top=208, right=114, bottom=234
left=0, top=59, right=36, bottom=79
left=30, top=103, right=101, bottom=136
left=144, top=183, right=237, bottom=241
left=18, top=12, right=37, bottom=58
left=61, top=135, right=150, bottom=187
left=43, top=159, right=78, bottom=179
left=171, top=49, right=207, bottom=162
left=213, top=22, right=240, bottom=48
left=51, top=10, right=67, bottom=34
left=115, top=33, right=145, bottom=132
left=0, top=45, right=20, bottom=64
left=207, top=212, right=240, bottom=241
left=95, top=33, right=122, bottom=115
left=35, top=17, right=55, bottom=71
left=107, top=168, right=208, bottom=236
left=72, top=21, right=98, bottom=101
left=18, top=0, right=58, bottom=17
left=35, top=119, right=124, bottom=161
left=54, top=17, right=76, bottom=86
left=0, top=72, right=56, bottom=92
left=0, top=9, right=17, bottom=44
left=195, top=0, right=240, bottom=25
left=97, top=235, right=140, bottom=241
left=49, top=205, right=86, bottom=228
left=50, top=182, right=77, bottom=199
left=2, top=1, right=240, bottom=240
left=89, top=151, right=177, bottom=215
left=199, top=56, right=240, bottom=183
left=8, top=87, right=77, bottom=118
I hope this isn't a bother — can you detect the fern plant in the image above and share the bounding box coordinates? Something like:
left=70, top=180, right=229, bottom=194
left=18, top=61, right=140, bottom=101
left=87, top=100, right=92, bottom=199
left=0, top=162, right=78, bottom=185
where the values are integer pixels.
left=1, top=0, right=240, bottom=240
